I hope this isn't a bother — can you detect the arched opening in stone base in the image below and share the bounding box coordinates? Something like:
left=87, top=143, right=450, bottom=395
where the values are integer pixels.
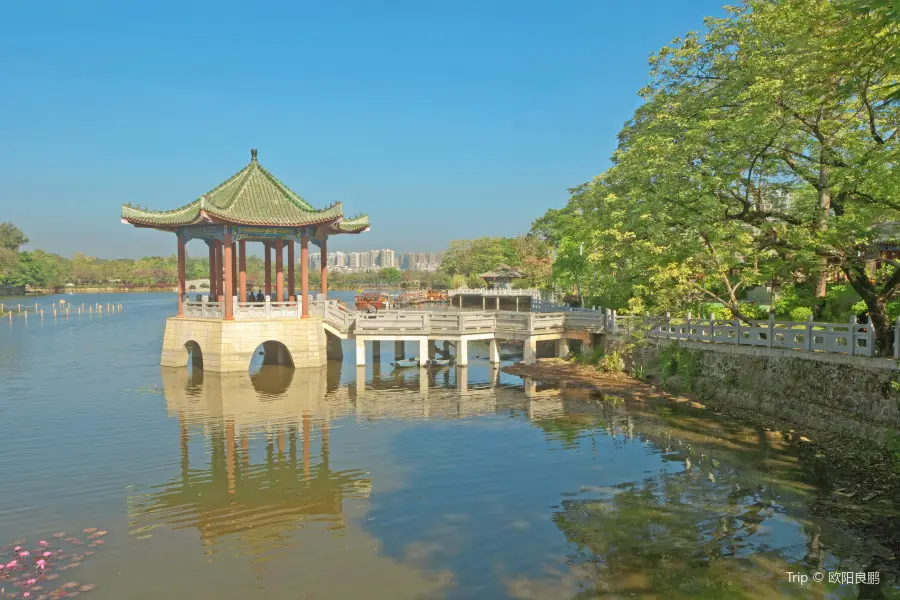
left=249, top=340, right=295, bottom=375
left=185, top=341, right=204, bottom=370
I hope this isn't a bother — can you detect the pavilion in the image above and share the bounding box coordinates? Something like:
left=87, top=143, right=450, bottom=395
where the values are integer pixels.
left=122, top=150, right=369, bottom=372
left=121, top=149, right=370, bottom=321
left=479, top=264, right=524, bottom=290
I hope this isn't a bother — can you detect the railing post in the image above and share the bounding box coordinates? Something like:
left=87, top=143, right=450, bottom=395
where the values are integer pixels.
left=265, top=296, right=272, bottom=320
left=527, top=313, right=534, bottom=334
left=849, top=314, right=856, bottom=356
left=233, top=296, right=239, bottom=320
left=765, top=312, right=774, bottom=348
left=805, top=314, right=813, bottom=351
left=735, top=315, right=741, bottom=345
left=894, top=315, right=900, bottom=360
left=686, top=311, right=692, bottom=340
left=867, top=315, right=874, bottom=356
left=458, top=312, right=466, bottom=335
left=609, top=310, right=616, bottom=334
left=423, top=312, right=431, bottom=335
left=665, top=311, right=670, bottom=340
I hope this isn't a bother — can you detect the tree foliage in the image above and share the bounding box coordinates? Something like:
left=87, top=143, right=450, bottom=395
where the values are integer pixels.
left=533, top=0, right=900, bottom=352
left=439, top=236, right=551, bottom=288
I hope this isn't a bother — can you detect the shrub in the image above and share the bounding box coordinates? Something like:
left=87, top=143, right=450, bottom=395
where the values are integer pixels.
left=712, top=307, right=733, bottom=320
left=575, top=346, right=605, bottom=366
left=789, top=306, right=813, bottom=322
left=774, top=286, right=815, bottom=317
left=739, top=304, right=768, bottom=320
left=599, top=350, right=625, bottom=373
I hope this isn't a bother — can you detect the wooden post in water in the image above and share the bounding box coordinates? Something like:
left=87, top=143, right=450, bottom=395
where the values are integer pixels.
left=40, top=310, right=44, bottom=320
left=24, top=310, right=27, bottom=322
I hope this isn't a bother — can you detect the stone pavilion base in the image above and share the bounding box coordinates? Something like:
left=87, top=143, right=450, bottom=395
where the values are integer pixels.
left=160, top=317, right=327, bottom=372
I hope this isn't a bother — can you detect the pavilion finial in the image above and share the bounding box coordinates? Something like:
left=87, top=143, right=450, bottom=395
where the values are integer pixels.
left=250, top=148, right=258, bottom=162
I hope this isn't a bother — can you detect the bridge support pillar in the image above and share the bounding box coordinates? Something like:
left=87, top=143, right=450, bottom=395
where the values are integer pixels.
left=394, top=340, right=405, bottom=360
left=372, top=340, right=381, bottom=362
left=524, top=337, right=537, bottom=365
left=428, top=340, right=437, bottom=359
left=356, top=365, right=366, bottom=396
left=355, top=338, right=366, bottom=366
left=557, top=338, right=569, bottom=358
left=489, top=338, right=500, bottom=364
left=417, top=337, right=428, bottom=366
left=456, top=366, right=468, bottom=393
left=457, top=338, right=468, bottom=366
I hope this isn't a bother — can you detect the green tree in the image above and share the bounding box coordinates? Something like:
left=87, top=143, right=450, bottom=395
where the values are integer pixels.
left=0, top=222, right=28, bottom=251
left=380, top=267, right=402, bottom=285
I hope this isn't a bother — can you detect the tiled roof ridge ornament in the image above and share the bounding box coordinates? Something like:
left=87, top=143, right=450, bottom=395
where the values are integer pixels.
left=250, top=148, right=258, bottom=163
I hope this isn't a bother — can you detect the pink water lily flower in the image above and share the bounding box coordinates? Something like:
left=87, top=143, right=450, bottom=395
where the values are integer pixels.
left=6, top=560, right=18, bottom=568
left=42, top=551, right=52, bottom=557
left=13, top=546, right=21, bottom=551
left=24, top=592, right=31, bottom=598
left=39, top=540, right=48, bottom=546
left=26, top=578, right=36, bottom=585
left=36, top=559, right=46, bottom=570
left=19, top=550, right=30, bottom=557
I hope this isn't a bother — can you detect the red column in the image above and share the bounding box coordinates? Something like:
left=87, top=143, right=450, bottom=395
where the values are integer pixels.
left=320, top=236, right=328, bottom=297
left=264, top=242, right=272, bottom=297
left=216, top=241, right=224, bottom=303
left=223, top=231, right=234, bottom=320
left=208, top=242, right=217, bottom=299
left=301, top=231, right=309, bottom=318
left=231, top=241, right=238, bottom=299
left=177, top=234, right=186, bottom=317
left=238, top=240, right=247, bottom=302
left=287, top=239, right=295, bottom=301
left=275, top=239, right=284, bottom=302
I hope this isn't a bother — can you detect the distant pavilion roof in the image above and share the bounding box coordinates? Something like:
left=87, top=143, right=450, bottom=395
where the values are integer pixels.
left=479, top=264, right=524, bottom=279
left=121, top=149, right=370, bottom=235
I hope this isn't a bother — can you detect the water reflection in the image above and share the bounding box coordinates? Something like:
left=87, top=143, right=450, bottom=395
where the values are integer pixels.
left=129, top=366, right=372, bottom=558
left=123, top=364, right=897, bottom=600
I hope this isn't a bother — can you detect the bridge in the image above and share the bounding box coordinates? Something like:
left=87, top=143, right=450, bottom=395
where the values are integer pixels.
left=181, top=296, right=610, bottom=367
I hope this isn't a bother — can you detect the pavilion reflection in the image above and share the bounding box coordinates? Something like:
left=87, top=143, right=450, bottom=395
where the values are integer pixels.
left=128, top=366, right=372, bottom=558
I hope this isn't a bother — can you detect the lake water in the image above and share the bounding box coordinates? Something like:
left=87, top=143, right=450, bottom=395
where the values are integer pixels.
left=0, top=292, right=897, bottom=599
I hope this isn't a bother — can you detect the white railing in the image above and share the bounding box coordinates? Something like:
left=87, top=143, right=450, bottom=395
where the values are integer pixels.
left=184, top=300, right=223, bottom=319
left=181, top=296, right=888, bottom=359
left=614, top=314, right=877, bottom=358
left=447, top=287, right=542, bottom=298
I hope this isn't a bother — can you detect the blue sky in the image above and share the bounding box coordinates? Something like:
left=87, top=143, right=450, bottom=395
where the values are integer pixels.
left=1, top=0, right=727, bottom=258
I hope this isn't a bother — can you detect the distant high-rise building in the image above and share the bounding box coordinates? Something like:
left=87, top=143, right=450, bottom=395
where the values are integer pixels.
left=416, top=252, right=427, bottom=266
left=361, top=253, right=371, bottom=268
left=368, top=249, right=380, bottom=268
left=381, top=249, right=395, bottom=268
left=348, top=252, right=361, bottom=269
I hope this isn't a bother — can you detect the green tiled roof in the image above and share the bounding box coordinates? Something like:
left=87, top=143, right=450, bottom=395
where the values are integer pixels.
left=332, top=214, right=370, bottom=234
left=121, top=150, right=353, bottom=229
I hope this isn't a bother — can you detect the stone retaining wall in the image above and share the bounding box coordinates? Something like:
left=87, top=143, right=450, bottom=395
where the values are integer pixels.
left=629, top=339, right=900, bottom=442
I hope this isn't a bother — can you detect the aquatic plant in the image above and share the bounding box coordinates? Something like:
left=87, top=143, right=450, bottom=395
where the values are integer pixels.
left=0, top=529, right=106, bottom=599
